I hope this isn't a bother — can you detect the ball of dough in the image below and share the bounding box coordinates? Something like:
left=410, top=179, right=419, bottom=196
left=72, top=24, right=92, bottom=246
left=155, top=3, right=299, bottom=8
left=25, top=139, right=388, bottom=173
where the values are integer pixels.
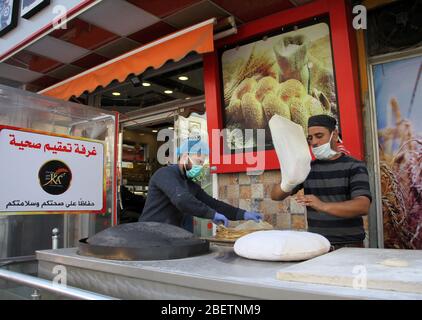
left=234, top=230, right=331, bottom=261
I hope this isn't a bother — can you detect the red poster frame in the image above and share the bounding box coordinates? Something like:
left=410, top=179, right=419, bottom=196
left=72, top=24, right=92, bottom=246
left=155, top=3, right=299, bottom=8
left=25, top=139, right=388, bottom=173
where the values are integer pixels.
left=204, top=0, right=363, bottom=174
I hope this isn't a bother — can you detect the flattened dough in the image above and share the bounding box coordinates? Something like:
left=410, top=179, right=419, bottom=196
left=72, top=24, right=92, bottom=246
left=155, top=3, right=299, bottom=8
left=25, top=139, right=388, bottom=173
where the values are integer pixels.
left=380, top=258, right=409, bottom=268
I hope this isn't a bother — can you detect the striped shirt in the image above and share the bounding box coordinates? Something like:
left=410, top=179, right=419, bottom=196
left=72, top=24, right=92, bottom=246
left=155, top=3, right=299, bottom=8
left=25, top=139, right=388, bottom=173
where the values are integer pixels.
left=292, top=154, right=372, bottom=245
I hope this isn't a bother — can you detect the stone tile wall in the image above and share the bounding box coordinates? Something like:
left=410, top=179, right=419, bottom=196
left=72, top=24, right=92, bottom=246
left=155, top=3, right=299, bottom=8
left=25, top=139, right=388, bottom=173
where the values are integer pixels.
left=218, top=170, right=306, bottom=230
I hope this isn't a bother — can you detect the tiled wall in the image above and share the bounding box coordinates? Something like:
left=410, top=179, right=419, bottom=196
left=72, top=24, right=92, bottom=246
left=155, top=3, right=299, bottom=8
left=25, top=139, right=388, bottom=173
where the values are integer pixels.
left=217, top=170, right=307, bottom=230
left=217, top=170, right=369, bottom=235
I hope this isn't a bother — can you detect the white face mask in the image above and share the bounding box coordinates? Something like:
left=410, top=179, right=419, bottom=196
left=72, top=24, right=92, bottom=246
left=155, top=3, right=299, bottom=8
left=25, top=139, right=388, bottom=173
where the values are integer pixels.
left=311, top=132, right=338, bottom=160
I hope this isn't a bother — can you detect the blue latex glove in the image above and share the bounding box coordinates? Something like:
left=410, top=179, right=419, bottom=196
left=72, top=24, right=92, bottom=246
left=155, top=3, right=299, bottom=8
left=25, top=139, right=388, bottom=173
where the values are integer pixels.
left=212, top=212, right=229, bottom=227
left=244, top=211, right=263, bottom=222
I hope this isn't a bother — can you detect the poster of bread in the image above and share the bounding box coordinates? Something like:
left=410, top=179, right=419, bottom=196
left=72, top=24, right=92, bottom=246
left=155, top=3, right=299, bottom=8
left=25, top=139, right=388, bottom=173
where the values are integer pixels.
left=221, top=22, right=339, bottom=151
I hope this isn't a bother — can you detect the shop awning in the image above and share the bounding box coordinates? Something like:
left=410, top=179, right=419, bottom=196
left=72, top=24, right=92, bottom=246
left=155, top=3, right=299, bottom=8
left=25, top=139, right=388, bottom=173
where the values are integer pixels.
left=39, top=19, right=215, bottom=101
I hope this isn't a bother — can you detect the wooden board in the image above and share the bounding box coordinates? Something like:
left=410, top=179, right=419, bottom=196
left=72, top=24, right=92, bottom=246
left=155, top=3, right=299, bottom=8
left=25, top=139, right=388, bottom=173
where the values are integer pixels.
left=277, top=248, right=422, bottom=294
left=201, top=237, right=235, bottom=246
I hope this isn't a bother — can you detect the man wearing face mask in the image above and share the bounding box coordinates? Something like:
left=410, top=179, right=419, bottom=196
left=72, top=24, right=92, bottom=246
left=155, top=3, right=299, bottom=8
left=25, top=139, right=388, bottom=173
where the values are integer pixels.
left=271, top=114, right=372, bottom=249
left=139, top=138, right=263, bottom=229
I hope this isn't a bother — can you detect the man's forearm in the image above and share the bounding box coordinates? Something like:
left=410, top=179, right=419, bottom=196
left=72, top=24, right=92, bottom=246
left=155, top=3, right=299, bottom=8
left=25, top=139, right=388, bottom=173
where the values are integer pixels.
left=196, top=188, right=243, bottom=220
left=271, top=184, right=292, bottom=201
left=322, top=197, right=370, bottom=218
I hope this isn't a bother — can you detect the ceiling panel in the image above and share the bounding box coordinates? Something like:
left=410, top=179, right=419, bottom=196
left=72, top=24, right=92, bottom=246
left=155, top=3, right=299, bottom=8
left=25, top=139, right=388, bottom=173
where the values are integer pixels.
left=26, top=36, right=90, bottom=64
left=127, top=22, right=177, bottom=45
left=49, top=18, right=119, bottom=50
left=72, top=53, right=109, bottom=69
left=0, top=63, right=43, bottom=83
left=95, top=38, right=141, bottom=59
left=28, top=75, right=61, bottom=89
left=288, top=0, right=313, bottom=5
left=127, top=0, right=201, bottom=18
left=46, top=64, right=85, bottom=80
left=4, top=50, right=63, bottom=74
left=212, top=0, right=295, bottom=22
left=79, top=0, right=160, bottom=36
left=0, top=77, right=23, bottom=88
left=163, top=0, right=230, bottom=29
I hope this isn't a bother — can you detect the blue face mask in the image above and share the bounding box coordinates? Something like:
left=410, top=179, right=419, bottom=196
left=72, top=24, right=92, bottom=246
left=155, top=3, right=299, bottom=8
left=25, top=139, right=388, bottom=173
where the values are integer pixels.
left=186, top=164, right=204, bottom=179
left=185, top=157, right=204, bottom=180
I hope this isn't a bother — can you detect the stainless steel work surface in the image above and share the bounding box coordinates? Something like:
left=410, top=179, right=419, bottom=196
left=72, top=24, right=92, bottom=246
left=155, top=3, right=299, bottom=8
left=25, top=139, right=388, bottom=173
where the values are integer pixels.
left=277, top=248, right=422, bottom=294
left=36, top=246, right=422, bottom=300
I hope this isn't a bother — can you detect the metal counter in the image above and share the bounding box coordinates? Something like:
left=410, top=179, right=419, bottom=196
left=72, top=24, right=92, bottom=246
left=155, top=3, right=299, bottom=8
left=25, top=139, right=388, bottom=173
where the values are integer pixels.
left=36, top=246, right=422, bottom=300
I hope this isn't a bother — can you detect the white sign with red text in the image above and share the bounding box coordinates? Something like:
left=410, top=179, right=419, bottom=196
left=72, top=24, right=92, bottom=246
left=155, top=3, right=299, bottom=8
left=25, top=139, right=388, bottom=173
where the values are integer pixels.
left=0, top=125, right=105, bottom=213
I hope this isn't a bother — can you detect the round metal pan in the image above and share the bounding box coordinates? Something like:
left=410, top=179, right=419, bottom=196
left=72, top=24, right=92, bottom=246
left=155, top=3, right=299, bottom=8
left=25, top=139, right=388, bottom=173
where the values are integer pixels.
left=78, top=238, right=210, bottom=261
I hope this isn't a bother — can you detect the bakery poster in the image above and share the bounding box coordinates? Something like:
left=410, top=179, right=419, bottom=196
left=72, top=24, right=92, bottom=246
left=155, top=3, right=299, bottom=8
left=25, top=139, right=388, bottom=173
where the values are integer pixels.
left=21, top=0, right=50, bottom=19
left=373, top=55, right=422, bottom=249
left=221, top=21, right=339, bottom=151
left=0, top=0, right=19, bottom=37
left=0, top=125, right=106, bottom=214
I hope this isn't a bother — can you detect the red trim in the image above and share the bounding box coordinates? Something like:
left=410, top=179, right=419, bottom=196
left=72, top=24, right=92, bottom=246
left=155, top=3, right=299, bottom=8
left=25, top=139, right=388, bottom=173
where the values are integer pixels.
left=112, top=112, right=119, bottom=226
left=0, top=0, right=99, bottom=62
left=0, top=124, right=107, bottom=214
left=328, top=0, right=364, bottom=159
left=204, top=0, right=363, bottom=174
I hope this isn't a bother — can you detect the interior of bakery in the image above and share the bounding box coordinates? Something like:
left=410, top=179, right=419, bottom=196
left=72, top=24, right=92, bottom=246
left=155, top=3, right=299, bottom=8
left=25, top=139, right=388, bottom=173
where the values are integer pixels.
left=74, top=53, right=211, bottom=224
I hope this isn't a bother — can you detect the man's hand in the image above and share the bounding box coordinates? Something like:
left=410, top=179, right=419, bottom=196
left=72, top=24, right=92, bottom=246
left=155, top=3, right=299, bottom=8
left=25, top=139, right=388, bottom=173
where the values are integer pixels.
left=244, top=211, right=263, bottom=222
left=213, top=212, right=229, bottom=227
left=296, top=194, right=327, bottom=212
left=295, top=195, right=371, bottom=218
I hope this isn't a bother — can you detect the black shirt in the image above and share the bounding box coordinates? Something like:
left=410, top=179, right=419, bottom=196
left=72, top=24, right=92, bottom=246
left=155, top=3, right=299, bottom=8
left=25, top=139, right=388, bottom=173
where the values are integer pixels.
left=139, top=165, right=246, bottom=226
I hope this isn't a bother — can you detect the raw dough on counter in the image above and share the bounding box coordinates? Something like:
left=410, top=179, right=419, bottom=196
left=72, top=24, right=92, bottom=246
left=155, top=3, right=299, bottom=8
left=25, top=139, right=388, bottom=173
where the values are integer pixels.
left=380, top=258, right=409, bottom=268
left=234, top=220, right=273, bottom=231
left=216, top=220, right=273, bottom=241
left=234, top=230, right=330, bottom=261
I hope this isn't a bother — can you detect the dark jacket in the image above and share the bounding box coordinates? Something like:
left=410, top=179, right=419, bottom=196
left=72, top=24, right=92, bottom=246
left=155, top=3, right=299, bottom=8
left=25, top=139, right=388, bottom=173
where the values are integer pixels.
left=139, top=165, right=245, bottom=226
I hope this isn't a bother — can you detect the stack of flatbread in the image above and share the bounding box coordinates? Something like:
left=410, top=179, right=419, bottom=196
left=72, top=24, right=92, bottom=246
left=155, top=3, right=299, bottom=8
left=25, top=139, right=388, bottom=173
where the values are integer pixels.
left=216, top=220, right=273, bottom=241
